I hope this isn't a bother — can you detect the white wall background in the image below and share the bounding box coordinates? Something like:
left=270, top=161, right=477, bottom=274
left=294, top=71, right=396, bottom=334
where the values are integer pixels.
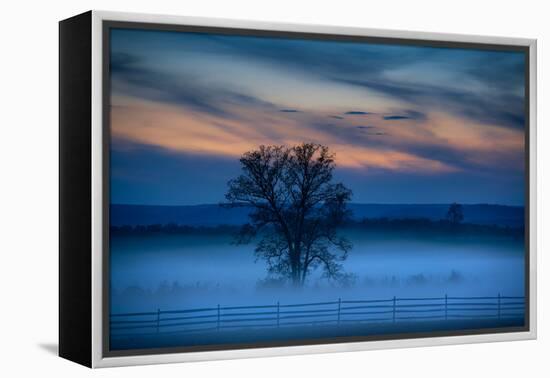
left=0, top=0, right=546, bottom=376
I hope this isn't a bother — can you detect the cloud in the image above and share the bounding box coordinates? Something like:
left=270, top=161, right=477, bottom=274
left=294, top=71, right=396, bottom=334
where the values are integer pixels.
left=379, top=113, right=525, bottom=174
left=384, top=116, right=408, bottom=120
left=108, top=29, right=526, bottom=206
left=186, top=33, right=525, bottom=131
left=111, top=96, right=465, bottom=174
left=109, top=31, right=526, bottom=182
left=341, top=78, right=524, bottom=130
left=112, top=28, right=525, bottom=132
left=199, top=35, right=407, bottom=79
left=345, top=111, right=371, bottom=115
left=383, top=110, right=427, bottom=121
left=112, top=88, right=524, bottom=179
left=355, top=126, right=386, bottom=136
left=111, top=52, right=278, bottom=121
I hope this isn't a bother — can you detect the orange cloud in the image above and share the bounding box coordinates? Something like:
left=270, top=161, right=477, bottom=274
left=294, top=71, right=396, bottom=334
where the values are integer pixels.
left=110, top=95, right=521, bottom=175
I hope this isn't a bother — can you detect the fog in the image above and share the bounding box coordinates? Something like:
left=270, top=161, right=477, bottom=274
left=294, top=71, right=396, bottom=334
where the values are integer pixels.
left=110, top=230, right=524, bottom=314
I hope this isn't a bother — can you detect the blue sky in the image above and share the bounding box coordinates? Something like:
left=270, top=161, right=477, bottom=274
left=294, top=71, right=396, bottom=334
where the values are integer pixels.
left=109, top=28, right=526, bottom=206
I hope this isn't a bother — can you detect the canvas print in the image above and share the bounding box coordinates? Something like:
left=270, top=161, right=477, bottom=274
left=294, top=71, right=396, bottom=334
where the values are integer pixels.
left=107, top=27, right=527, bottom=352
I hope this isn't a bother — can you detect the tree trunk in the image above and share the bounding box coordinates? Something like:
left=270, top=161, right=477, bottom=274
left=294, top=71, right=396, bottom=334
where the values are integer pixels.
left=291, top=270, right=301, bottom=287
left=290, top=247, right=302, bottom=287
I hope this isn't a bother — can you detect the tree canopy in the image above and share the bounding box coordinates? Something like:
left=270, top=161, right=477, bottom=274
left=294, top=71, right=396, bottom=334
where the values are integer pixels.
left=224, top=143, right=353, bottom=287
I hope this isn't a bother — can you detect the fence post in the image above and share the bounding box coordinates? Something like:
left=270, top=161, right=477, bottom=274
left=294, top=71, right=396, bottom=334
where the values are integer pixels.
left=392, top=296, right=396, bottom=323
left=337, top=298, right=341, bottom=325
left=445, top=294, right=448, bottom=320
left=277, top=301, right=280, bottom=328
left=217, top=304, right=221, bottom=331
left=156, top=308, right=160, bottom=333
left=497, top=293, right=501, bottom=320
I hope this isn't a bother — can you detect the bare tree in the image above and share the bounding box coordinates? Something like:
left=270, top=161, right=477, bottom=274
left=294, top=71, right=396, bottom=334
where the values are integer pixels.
left=446, top=202, right=464, bottom=225
left=224, top=143, right=353, bottom=287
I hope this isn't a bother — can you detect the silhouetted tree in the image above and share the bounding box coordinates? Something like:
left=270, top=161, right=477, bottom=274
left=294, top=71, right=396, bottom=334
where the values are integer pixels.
left=224, top=143, right=353, bottom=287
left=446, top=202, right=464, bottom=224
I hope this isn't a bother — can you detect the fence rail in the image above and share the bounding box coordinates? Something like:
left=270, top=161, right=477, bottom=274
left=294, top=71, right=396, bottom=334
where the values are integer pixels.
left=110, top=294, right=525, bottom=336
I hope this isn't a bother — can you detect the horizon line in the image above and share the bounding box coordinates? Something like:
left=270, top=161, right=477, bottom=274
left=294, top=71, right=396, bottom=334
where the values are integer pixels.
left=110, top=202, right=525, bottom=208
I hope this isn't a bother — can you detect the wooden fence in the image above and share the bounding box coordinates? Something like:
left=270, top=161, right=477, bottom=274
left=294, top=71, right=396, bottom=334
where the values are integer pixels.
left=110, top=294, right=525, bottom=336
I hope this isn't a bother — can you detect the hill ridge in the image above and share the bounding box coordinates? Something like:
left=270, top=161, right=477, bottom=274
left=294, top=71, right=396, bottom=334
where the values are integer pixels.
left=110, top=203, right=524, bottom=228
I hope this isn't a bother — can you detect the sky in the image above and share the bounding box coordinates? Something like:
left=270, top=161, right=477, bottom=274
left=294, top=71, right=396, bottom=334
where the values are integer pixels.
left=109, top=28, right=526, bottom=206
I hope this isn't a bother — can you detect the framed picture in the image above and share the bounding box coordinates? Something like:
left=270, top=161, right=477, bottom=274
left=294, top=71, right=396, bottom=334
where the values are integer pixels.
left=59, top=10, right=537, bottom=368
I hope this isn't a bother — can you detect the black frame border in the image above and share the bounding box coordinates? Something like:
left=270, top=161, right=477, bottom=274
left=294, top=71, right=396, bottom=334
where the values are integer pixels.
left=59, top=11, right=93, bottom=367
left=101, top=20, right=531, bottom=359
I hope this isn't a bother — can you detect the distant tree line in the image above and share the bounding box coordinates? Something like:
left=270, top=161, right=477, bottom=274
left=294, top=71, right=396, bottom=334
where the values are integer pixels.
left=351, top=217, right=523, bottom=237
left=110, top=223, right=238, bottom=235
left=111, top=217, right=523, bottom=238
